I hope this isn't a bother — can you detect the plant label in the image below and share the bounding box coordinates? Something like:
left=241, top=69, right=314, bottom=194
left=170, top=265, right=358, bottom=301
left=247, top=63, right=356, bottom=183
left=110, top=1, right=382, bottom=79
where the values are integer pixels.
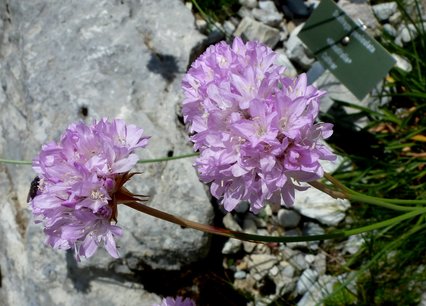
left=298, top=0, right=396, bottom=100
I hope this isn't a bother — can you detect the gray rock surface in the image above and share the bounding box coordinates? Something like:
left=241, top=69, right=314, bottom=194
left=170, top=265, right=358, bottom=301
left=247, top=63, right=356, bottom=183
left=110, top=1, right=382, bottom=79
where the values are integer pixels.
left=392, top=53, right=412, bottom=73
left=313, top=70, right=387, bottom=114
left=239, top=0, right=258, bottom=9
left=343, top=234, right=364, bottom=255
left=0, top=0, right=212, bottom=305
left=303, top=222, right=325, bottom=251
left=277, top=209, right=302, bottom=228
left=234, top=16, right=281, bottom=48
left=293, top=186, right=350, bottom=226
left=296, top=269, right=319, bottom=295
left=419, top=292, right=426, bottom=306
left=312, top=252, right=327, bottom=275
left=275, top=48, right=298, bottom=77
left=297, top=274, right=337, bottom=306
left=338, top=0, right=381, bottom=37
left=222, top=238, right=242, bottom=254
left=383, top=23, right=397, bottom=37
left=242, top=217, right=257, bottom=253
left=284, top=23, right=315, bottom=70
left=372, top=2, right=398, bottom=21
left=234, top=270, right=248, bottom=279
left=252, top=1, right=283, bottom=27
left=395, top=23, right=425, bottom=45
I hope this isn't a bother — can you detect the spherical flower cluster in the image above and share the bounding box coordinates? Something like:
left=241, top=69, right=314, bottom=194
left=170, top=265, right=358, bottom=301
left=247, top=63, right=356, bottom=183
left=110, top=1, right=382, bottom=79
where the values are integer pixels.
left=182, top=37, right=336, bottom=213
left=29, top=118, right=149, bottom=260
left=153, top=297, right=195, bottom=306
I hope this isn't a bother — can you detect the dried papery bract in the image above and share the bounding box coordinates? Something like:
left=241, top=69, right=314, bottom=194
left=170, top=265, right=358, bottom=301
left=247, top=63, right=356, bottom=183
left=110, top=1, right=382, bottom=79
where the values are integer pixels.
left=29, top=118, right=150, bottom=260
left=182, top=37, right=336, bottom=213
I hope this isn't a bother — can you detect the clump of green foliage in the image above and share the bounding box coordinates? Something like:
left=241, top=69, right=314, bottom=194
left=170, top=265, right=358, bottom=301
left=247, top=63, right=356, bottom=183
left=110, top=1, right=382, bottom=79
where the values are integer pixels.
left=188, top=0, right=426, bottom=304
left=191, top=0, right=240, bottom=23
left=323, top=0, right=426, bottom=304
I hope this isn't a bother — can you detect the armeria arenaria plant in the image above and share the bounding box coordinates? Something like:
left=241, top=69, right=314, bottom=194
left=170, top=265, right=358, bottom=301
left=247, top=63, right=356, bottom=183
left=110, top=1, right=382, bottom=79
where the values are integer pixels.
left=10, top=38, right=425, bottom=264
left=29, top=118, right=149, bottom=260
left=182, top=37, right=336, bottom=213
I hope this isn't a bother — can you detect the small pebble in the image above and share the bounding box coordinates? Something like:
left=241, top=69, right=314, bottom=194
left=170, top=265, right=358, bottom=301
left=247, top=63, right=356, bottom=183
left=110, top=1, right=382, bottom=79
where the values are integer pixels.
left=278, top=209, right=301, bottom=228
left=234, top=270, right=247, bottom=279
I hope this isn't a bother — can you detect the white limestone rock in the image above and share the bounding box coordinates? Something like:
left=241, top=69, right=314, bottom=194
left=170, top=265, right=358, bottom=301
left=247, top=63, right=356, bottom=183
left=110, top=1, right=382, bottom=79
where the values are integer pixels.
left=234, top=17, right=281, bottom=48
left=293, top=186, right=350, bottom=226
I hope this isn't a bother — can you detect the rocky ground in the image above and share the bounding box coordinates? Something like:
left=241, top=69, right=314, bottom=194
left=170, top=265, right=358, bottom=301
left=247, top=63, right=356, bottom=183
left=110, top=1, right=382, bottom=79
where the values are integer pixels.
left=0, top=0, right=424, bottom=305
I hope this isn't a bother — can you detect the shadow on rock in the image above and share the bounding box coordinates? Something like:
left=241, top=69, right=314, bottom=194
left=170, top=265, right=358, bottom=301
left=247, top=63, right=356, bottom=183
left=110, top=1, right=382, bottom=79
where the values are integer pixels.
left=146, top=53, right=179, bottom=82
left=66, top=250, right=137, bottom=293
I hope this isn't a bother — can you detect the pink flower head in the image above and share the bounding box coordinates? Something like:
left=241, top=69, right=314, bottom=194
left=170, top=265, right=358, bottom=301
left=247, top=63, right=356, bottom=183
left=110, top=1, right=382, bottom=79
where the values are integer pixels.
left=153, top=297, right=195, bottom=306
left=29, top=118, right=150, bottom=260
left=182, top=37, right=335, bottom=213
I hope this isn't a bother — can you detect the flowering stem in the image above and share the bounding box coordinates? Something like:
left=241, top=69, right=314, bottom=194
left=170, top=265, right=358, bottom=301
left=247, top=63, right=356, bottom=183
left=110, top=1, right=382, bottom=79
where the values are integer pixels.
left=137, top=152, right=198, bottom=164
left=123, top=201, right=344, bottom=242
left=0, top=158, right=32, bottom=165
left=309, top=180, right=417, bottom=211
left=324, top=173, right=426, bottom=205
left=4, top=155, right=424, bottom=210
left=308, top=181, right=347, bottom=199
left=347, top=189, right=426, bottom=206
left=123, top=201, right=426, bottom=243
left=312, top=173, right=422, bottom=211
left=0, top=153, right=199, bottom=166
left=347, top=193, right=420, bottom=211
left=344, top=209, right=426, bottom=236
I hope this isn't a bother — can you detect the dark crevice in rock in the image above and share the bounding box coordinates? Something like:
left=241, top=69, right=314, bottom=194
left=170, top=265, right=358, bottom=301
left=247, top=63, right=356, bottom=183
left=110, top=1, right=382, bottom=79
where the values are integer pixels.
left=14, top=199, right=28, bottom=238
left=64, top=232, right=248, bottom=304
left=4, top=167, right=28, bottom=237
left=65, top=197, right=247, bottom=304
left=5, top=1, right=12, bottom=24
left=129, top=234, right=247, bottom=305
left=258, top=275, right=276, bottom=296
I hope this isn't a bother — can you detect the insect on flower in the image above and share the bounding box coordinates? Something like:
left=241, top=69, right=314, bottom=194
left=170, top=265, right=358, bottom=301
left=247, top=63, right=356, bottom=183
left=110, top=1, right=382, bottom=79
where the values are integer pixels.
left=27, top=176, right=40, bottom=203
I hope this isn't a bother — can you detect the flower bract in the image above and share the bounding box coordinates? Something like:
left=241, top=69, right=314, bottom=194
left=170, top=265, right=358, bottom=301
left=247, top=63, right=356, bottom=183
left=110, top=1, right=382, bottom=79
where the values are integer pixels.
left=182, top=37, right=336, bottom=213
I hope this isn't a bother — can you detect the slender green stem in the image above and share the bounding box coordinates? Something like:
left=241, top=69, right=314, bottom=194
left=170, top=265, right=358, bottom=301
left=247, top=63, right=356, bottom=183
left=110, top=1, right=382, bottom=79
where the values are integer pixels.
left=311, top=179, right=419, bottom=211
left=349, top=190, right=426, bottom=206
left=123, top=201, right=345, bottom=243
left=344, top=209, right=426, bottom=236
left=0, top=158, right=32, bottom=165
left=308, top=180, right=346, bottom=199
left=191, top=0, right=227, bottom=37
left=0, top=153, right=199, bottom=166
left=137, top=152, right=198, bottom=164
left=321, top=222, right=426, bottom=305
left=123, top=201, right=426, bottom=244
left=323, top=173, right=426, bottom=208
left=324, top=172, right=351, bottom=192
left=347, top=193, right=419, bottom=211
